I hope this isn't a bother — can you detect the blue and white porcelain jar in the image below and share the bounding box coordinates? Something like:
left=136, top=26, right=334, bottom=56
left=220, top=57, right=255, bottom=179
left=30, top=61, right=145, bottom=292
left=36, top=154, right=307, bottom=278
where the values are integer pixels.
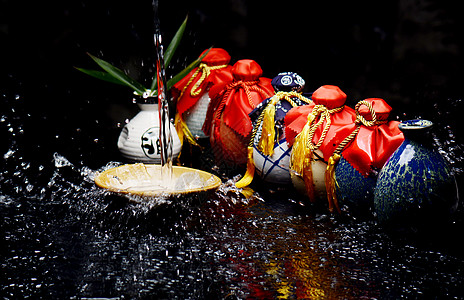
left=373, top=119, right=459, bottom=228
left=251, top=72, right=310, bottom=184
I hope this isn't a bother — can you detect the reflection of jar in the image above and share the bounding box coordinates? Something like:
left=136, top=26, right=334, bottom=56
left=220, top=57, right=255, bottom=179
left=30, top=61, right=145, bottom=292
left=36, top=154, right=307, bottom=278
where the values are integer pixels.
left=374, top=119, right=459, bottom=229
left=117, top=97, right=181, bottom=163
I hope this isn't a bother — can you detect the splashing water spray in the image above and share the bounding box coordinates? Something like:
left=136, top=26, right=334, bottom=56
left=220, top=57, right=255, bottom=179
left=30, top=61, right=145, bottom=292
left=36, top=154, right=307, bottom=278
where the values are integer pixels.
left=153, top=0, right=173, bottom=185
left=94, top=1, right=221, bottom=196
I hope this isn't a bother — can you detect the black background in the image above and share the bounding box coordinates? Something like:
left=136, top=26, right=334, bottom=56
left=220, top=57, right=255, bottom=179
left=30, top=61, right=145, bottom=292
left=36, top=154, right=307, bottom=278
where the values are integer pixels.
left=1, top=0, right=463, bottom=168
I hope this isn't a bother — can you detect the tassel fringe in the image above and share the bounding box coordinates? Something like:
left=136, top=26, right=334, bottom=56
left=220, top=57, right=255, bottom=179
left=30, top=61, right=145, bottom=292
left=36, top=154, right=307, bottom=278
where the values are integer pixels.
left=290, top=113, right=315, bottom=176
left=175, top=113, right=201, bottom=149
left=325, top=153, right=341, bottom=213
left=258, top=97, right=277, bottom=156
left=303, top=157, right=315, bottom=202
left=175, top=113, right=185, bottom=149
left=235, top=147, right=255, bottom=188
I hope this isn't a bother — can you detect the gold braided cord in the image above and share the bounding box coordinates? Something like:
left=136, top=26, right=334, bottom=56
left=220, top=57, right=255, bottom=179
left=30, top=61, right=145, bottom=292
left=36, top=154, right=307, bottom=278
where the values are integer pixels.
left=332, top=100, right=387, bottom=155
left=280, top=91, right=312, bottom=106
left=235, top=106, right=267, bottom=188
left=325, top=99, right=388, bottom=213
left=221, top=80, right=269, bottom=110
left=257, top=91, right=312, bottom=155
left=306, top=105, right=345, bottom=151
left=249, top=105, right=268, bottom=147
left=190, top=64, right=228, bottom=96
left=178, top=63, right=228, bottom=99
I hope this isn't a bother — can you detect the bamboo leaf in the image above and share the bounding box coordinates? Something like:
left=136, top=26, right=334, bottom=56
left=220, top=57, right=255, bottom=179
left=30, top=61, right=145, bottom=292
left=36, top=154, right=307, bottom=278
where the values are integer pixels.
left=150, top=15, right=188, bottom=92
left=164, top=15, right=188, bottom=67
left=87, top=53, right=147, bottom=95
left=74, top=67, right=127, bottom=86
left=166, top=47, right=211, bottom=91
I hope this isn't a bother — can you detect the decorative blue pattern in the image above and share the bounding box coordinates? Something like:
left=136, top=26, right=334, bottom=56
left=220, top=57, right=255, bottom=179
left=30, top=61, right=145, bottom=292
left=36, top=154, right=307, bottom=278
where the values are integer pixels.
left=254, top=138, right=291, bottom=180
left=373, top=120, right=459, bottom=228
left=335, top=155, right=377, bottom=212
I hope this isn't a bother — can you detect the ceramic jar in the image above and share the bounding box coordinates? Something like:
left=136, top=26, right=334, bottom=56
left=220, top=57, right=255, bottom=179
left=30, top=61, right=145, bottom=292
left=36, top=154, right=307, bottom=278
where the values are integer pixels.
left=286, top=85, right=356, bottom=202
left=117, top=96, right=181, bottom=163
left=206, top=59, right=274, bottom=167
left=173, top=48, right=233, bottom=141
left=251, top=72, right=311, bottom=184
left=373, top=119, right=459, bottom=228
left=334, top=98, right=404, bottom=213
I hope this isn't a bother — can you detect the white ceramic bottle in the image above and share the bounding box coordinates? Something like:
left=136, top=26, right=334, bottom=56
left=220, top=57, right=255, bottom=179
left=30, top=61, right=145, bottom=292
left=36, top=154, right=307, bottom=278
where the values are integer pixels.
left=118, top=97, right=181, bottom=163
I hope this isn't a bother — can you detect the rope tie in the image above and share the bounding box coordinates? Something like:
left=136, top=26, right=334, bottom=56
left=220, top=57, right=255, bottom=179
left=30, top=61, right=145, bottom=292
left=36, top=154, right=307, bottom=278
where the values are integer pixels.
left=258, top=91, right=312, bottom=156
left=236, top=91, right=312, bottom=188
left=290, top=104, right=344, bottom=202
left=235, top=109, right=267, bottom=188
left=306, top=105, right=345, bottom=151
left=325, top=100, right=387, bottom=213
left=178, top=63, right=228, bottom=99
left=175, top=63, right=228, bottom=149
left=213, top=80, right=263, bottom=121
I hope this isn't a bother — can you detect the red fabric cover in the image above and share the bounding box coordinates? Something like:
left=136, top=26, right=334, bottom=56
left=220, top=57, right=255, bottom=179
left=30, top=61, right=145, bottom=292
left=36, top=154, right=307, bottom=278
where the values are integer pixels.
left=202, top=59, right=273, bottom=166
left=172, top=48, right=233, bottom=115
left=284, top=85, right=356, bottom=160
left=340, top=98, right=404, bottom=177
left=311, top=85, right=347, bottom=108
left=203, top=59, right=274, bottom=137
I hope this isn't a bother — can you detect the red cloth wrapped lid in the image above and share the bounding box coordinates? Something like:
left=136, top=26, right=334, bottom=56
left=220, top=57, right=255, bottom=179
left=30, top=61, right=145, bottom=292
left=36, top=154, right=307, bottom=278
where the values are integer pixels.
left=173, top=48, right=233, bottom=115
left=284, top=85, right=356, bottom=160
left=340, top=98, right=404, bottom=177
left=203, top=59, right=274, bottom=137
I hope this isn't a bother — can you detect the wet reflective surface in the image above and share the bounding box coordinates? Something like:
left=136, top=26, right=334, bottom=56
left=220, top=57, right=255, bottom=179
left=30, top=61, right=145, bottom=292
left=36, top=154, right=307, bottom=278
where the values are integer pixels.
left=2, top=84, right=464, bottom=298
left=2, top=1, right=464, bottom=298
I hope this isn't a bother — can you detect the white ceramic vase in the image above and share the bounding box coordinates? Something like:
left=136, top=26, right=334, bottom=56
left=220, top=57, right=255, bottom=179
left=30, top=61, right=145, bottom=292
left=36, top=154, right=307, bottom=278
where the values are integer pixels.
left=118, top=103, right=181, bottom=163
left=183, top=92, right=211, bottom=139
left=290, top=150, right=328, bottom=199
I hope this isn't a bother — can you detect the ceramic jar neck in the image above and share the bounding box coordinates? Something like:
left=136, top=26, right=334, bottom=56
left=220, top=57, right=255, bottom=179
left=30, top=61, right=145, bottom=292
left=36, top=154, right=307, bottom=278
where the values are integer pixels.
left=398, top=119, right=434, bottom=146
left=137, top=103, right=158, bottom=111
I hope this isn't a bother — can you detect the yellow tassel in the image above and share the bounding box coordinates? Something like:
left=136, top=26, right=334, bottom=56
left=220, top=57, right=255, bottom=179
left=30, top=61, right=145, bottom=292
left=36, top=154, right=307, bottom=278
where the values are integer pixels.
left=239, top=186, right=254, bottom=198
left=235, top=147, right=255, bottom=188
left=175, top=113, right=201, bottom=149
left=174, top=113, right=185, bottom=148
left=325, top=153, right=341, bottom=213
left=290, top=113, right=315, bottom=176
left=303, top=156, right=316, bottom=202
left=258, top=97, right=277, bottom=156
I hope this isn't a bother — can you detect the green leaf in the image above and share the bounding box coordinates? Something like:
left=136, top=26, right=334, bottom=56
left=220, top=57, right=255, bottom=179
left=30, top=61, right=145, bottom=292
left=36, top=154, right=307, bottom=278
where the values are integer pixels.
left=164, top=15, right=188, bottom=67
left=87, top=53, right=147, bottom=95
left=166, top=47, right=211, bottom=91
left=150, top=15, right=188, bottom=92
left=74, top=67, right=127, bottom=86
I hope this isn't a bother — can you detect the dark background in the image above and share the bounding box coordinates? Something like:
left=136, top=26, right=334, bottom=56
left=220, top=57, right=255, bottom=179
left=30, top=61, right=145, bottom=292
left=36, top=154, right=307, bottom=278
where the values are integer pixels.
left=1, top=0, right=463, bottom=168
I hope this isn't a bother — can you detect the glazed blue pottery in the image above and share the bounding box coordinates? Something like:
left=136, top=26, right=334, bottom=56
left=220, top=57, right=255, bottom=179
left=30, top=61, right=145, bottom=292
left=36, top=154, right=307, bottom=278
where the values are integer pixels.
left=335, top=155, right=377, bottom=213
left=374, top=119, right=459, bottom=229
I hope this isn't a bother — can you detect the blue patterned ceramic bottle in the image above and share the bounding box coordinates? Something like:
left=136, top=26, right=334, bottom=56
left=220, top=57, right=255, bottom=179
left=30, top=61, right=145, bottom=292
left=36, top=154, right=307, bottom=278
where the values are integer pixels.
left=332, top=98, right=403, bottom=214
left=373, top=119, right=459, bottom=228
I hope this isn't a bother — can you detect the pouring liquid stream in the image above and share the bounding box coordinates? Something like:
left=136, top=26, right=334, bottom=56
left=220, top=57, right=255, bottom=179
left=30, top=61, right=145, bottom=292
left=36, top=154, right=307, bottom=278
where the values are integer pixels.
left=154, top=0, right=173, bottom=187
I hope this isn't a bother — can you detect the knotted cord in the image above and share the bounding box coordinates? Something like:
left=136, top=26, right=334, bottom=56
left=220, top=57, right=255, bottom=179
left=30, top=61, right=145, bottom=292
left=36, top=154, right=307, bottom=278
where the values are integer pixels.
left=178, top=63, right=228, bottom=99
left=290, top=104, right=345, bottom=202
left=325, top=100, right=387, bottom=213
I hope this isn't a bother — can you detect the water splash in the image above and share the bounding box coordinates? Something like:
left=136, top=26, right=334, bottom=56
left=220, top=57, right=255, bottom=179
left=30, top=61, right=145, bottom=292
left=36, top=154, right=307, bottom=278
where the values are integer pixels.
left=153, top=0, right=173, bottom=184
left=2, top=77, right=464, bottom=298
